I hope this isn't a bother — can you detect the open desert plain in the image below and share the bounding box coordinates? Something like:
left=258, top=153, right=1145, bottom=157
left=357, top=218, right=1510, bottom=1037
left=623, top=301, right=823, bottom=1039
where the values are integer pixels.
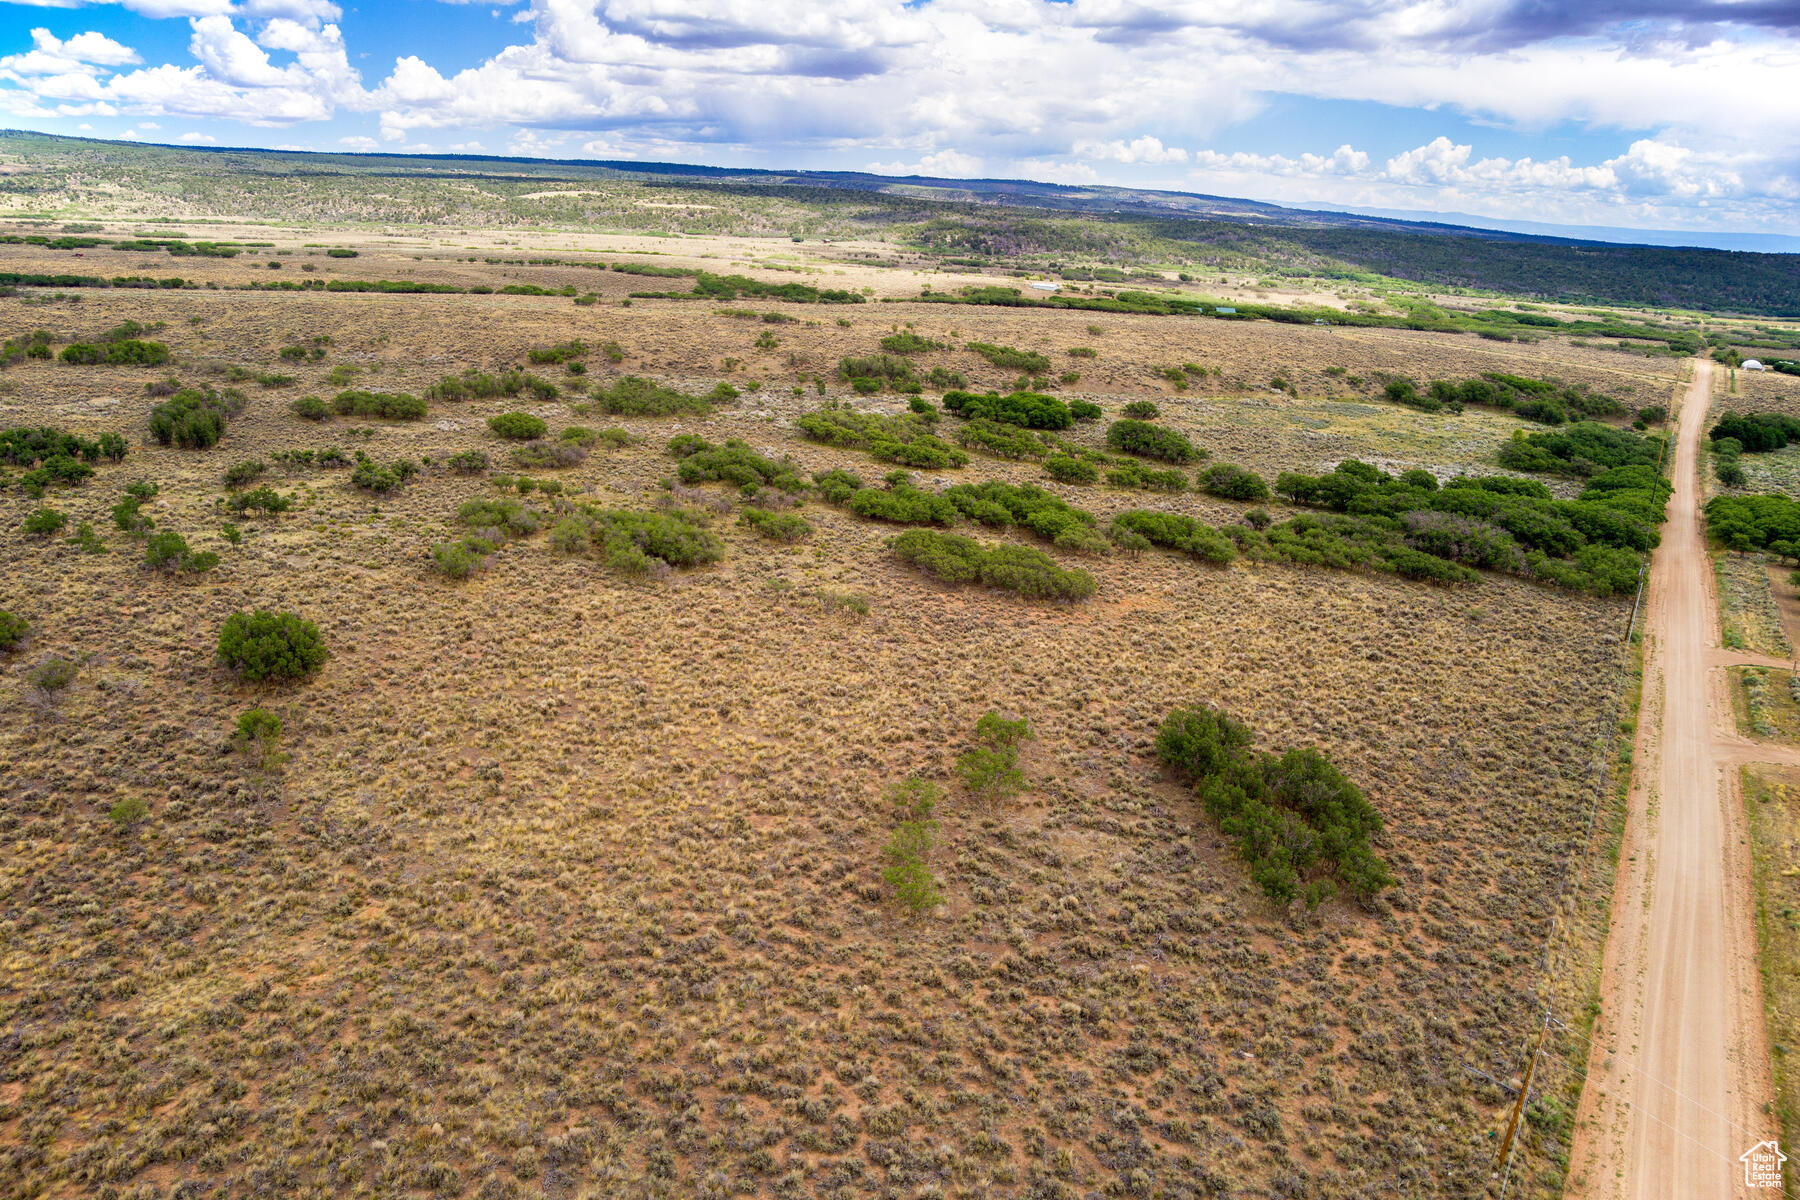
left=1, top=136, right=1799, bottom=1200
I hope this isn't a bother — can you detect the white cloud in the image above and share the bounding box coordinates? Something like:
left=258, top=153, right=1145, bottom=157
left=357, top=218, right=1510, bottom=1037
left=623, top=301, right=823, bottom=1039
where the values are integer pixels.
left=338, top=134, right=376, bottom=150
left=177, top=130, right=215, bottom=142
left=865, top=149, right=985, bottom=178
left=0, top=28, right=140, bottom=76
left=1074, top=136, right=1188, bottom=165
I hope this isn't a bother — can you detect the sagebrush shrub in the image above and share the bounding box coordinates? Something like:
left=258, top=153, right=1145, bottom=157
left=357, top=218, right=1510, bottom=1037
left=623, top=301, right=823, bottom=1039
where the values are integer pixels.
left=0, top=609, right=27, bottom=651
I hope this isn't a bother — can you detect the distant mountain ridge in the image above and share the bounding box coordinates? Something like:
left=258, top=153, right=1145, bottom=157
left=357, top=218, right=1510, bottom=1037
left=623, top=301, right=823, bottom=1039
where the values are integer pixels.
left=3, top=131, right=1797, bottom=314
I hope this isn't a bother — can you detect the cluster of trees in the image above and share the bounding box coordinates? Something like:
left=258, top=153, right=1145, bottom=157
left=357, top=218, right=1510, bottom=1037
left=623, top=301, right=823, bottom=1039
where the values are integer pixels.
left=1382, top=373, right=1627, bottom=425
left=60, top=338, right=170, bottom=367
left=1271, top=459, right=1666, bottom=595
left=488, top=413, right=549, bottom=441
left=425, top=369, right=557, bottom=403
left=941, top=480, right=1110, bottom=554
left=954, top=418, right=1052, bottom=460
left=590, top=376, right=715, bottom=417
left=797, top=403, right=968, bottom=470
left=630, top=271, right=863, bottom=304
left=1156, top=705, right=1394, bottom=908
left=149, top=386, right=244, bottom=449
left=329, top=390, right=427, bottom=420
left=1, top=425, right=128, bottom=496
left=1710, top=412, right=1800, bottom=453
left=940, top=389, right=1071, bottom=429
left=1106, top=418, right=1202, bottom=463
left=1496, top=422, right=1664, bottom=477
left=965, top=342, right=1051, bottom=373
left=1706, top=494, right=1800, bottom=556
left=879, top=332, right=947, bottom=354
left=888, top=529, right=1097, bottom=601
left=670, top=435, right=807, bottom=493
left=550, top=505, right=725, bottom=576
left=217, top=610, right=328, bottom=681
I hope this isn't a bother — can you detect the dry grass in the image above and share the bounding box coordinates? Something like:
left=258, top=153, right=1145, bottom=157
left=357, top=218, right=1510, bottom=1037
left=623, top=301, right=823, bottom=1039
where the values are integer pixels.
left=1743, top=766, right=1800, bottom=1196
left=0, top=235, right=1679, bottom=1199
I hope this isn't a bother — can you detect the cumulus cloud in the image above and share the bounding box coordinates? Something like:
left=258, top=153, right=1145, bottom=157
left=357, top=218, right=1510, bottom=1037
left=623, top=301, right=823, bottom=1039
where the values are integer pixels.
left=1074, top=136, right=1188, bottom=165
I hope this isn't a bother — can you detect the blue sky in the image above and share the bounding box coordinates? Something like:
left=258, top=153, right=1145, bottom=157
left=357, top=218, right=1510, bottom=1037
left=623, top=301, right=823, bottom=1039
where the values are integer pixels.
left=3, top=1, right=1798, bottom=236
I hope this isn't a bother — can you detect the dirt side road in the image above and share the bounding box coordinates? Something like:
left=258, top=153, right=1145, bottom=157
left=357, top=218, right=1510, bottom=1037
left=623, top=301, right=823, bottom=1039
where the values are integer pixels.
left=1568, top=358, right=1778, bottom=1199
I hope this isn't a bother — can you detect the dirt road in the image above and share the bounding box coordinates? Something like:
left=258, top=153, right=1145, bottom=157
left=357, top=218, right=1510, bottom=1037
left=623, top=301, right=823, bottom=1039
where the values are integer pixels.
left=1568, top=358, right=1779, bottom=1198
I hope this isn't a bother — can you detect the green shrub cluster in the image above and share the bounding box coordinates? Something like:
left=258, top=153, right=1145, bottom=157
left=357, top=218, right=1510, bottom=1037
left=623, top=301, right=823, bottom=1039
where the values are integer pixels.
left=590, top=375, right=712, bottom=417
left=670, top=436, right=805, bottom=491
left=1122, top=400, right=1161, bottom=419
left=879, top=332, right=947, bottom=354
left=1156, top=705, right=1393, bottom=907
left=528, top=340, right=588, bottom=364
left=954, top=418, right=1049, bottom=460
left=966, top=342, right=1050, bottom=373
left=217, top=610, right=327, bottom=681
left=1, top=330, right=53, bottom=367
left=1, top=425, right=127, bottom=468
left=882, top=779, right=942, bottom=913
left=889, top=529, right=1097, bottom=600
left=1110, top=511, right=1237, bottom=562
left=1106, top=460, right=1190, bottom=491
left=431, top=535, right=496, bottom=579
left=66, top=523, right=106, bottom=554
left=447, top=449, right=490, bottom=474
left=425, top=369, right=540, bottom=402
left=839, top=354, right=920, bottom=393
left=332, top=390, right=426, bottom=420
left=550, top=505, right=725, bottom=575
left=60, top=339, right=170, bottom=366
left=943, top=480, right=1109, bottom=553
left=1044, top=453, right=1098, bottom=484
left=1197, top=462, right=1270, bottom=502
left=956, top=712, right=1032, bottom=804
left=1706, top=494, right=1800, bottom=556
left=488, top=412, right=549, bottom=441
left=796, top=403, right=968, bottom=469
left=144, top=530, right=219, bottom=574
left=940, top=389, right=1071, bottom=429
left=112, top=483, right=157, bottom=533
left=1496, top=421, right=1663, bottom=476
left=510, top=441, right=587, bottom=469
left=1383, top=374, right=1627, bottom=424
left=846, top=481, right=961, bottom=525
left=23, top=507, right=67, bottom=537
left=457, top=496, right=546, bottom=541
left=1710, top=412, right=1800, bottom=453
left=739, top=508, right=812, bottom=542
left=1068, top=399, right=1103, bottom=421
left=1273, top=458, right=1665, bottom=592
left=1106, top=418, right=1200, bottom=463
left=350, top=455, right=419, bottom=493
left=149, top=386, right=240, bottom=449
left=226, top=484, right=292, bottom=514
left=223, top=459, right=266, bottom=489
left=1, top=425, right=125, bottom=494
left=0, top=610, right=28, bottom=652
left=289, top=395, right=329, bottom=421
